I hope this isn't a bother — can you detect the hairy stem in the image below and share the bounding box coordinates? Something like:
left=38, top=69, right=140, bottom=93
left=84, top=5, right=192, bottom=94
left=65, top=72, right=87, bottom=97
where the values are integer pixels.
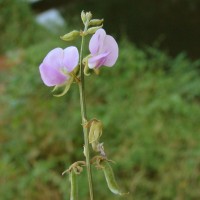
left=78, top=24, right=94, bottom=200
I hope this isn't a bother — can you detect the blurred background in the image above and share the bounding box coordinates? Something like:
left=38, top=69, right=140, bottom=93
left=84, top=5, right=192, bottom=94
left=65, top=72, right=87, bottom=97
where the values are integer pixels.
left=0, top=0, right=200, bottom=199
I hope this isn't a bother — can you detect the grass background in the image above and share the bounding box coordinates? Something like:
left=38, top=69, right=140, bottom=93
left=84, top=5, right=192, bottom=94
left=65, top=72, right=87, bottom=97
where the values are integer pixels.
left=1, top=1, right=200, bottom=199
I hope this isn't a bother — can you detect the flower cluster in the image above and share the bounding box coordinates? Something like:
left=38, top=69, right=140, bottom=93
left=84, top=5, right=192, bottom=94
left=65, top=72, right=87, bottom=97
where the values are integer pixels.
left=39, top=28, right=118, bottom=87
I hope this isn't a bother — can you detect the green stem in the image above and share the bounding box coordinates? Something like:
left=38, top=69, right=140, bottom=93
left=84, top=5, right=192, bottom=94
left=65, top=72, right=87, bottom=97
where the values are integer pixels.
left=78, top=25, right=94, bottom=200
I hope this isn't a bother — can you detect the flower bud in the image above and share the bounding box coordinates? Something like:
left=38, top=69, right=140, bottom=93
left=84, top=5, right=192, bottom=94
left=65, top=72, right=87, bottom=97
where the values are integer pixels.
left=89, top=19, right=104, bottom=26
left=87, top=25, right=103, bottom=34
left=86, top=11, right=92, bottom=21
left=88, top=119, right=103, bottom=144
left=81, top=10, right=86, bottom=24
left=60, top=30, right=80, bottom=41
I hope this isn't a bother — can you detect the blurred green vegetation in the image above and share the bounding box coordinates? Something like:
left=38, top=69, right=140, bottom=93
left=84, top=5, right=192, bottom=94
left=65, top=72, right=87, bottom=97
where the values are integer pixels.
left=0, top=0, right=49, bottom=53
left=1, top=1, right=200, bottom=200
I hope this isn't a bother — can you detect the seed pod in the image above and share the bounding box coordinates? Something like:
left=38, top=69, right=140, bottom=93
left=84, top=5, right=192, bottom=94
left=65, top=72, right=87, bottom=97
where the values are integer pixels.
left=101, top=160, right=127, bottom=196
left=69, top=170, right=78, bottom=200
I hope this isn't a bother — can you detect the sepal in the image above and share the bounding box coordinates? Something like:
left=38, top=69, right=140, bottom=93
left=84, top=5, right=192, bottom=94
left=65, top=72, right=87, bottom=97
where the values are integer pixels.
left=53, top=76, right=74, bottom=97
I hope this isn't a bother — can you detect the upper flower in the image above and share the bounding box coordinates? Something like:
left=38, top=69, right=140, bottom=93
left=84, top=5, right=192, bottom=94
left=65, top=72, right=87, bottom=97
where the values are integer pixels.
left=88, top=28, right=118, bottom=69
left=39, top=47, right=79, bottom=87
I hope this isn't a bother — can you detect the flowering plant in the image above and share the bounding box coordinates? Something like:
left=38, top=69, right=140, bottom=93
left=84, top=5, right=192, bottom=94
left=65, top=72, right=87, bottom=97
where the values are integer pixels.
left=39, top=11, right=127, bottom=200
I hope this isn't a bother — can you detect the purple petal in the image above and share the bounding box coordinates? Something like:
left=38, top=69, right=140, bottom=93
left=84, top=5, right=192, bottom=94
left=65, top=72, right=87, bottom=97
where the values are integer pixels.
left=43, top=48, right=63, bottom=71
left=102, top=35, right=119, bottom=67
left=39, top=63, right=68, bottom=87
left=63, top=46, right=79, bottom=72
left=89, top=29, right=106, bottom=54
left=88, top=52, right=110, bottom=69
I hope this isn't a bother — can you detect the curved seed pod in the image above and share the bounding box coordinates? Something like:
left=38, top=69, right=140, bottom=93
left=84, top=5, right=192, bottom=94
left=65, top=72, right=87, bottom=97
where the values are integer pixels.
left=69, top=170, right=78, bottom=200
left=101, top=160, right=127, bottom=196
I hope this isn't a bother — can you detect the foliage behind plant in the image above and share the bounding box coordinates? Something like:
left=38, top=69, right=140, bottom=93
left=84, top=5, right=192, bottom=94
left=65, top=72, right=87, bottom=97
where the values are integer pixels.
left=61, top=0, right=200, bottom=58
left=0, top=0, right=48, bottom=53
left=1, top=36, right=200, bottom=199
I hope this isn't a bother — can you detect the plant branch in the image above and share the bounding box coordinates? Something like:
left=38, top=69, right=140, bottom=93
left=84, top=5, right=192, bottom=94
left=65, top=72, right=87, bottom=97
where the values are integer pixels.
left=78, top=22, right=94, bottom=200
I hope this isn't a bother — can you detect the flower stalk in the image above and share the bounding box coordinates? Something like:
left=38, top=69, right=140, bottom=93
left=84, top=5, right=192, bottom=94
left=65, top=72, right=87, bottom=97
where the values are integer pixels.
left=78, top=20, right=94, bottom=200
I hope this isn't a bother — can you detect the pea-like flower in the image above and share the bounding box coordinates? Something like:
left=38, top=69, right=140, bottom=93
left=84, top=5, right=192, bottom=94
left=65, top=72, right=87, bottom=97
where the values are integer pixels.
left=39, top=47, right=79, bottom=87
left=88, top=28, right=118, bottom=69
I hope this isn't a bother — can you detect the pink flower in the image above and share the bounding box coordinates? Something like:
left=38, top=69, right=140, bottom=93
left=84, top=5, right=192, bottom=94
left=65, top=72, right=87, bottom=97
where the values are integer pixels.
left=39, top=47, right=79, bottom=87
left=88, top=28, right=118, bottom=69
